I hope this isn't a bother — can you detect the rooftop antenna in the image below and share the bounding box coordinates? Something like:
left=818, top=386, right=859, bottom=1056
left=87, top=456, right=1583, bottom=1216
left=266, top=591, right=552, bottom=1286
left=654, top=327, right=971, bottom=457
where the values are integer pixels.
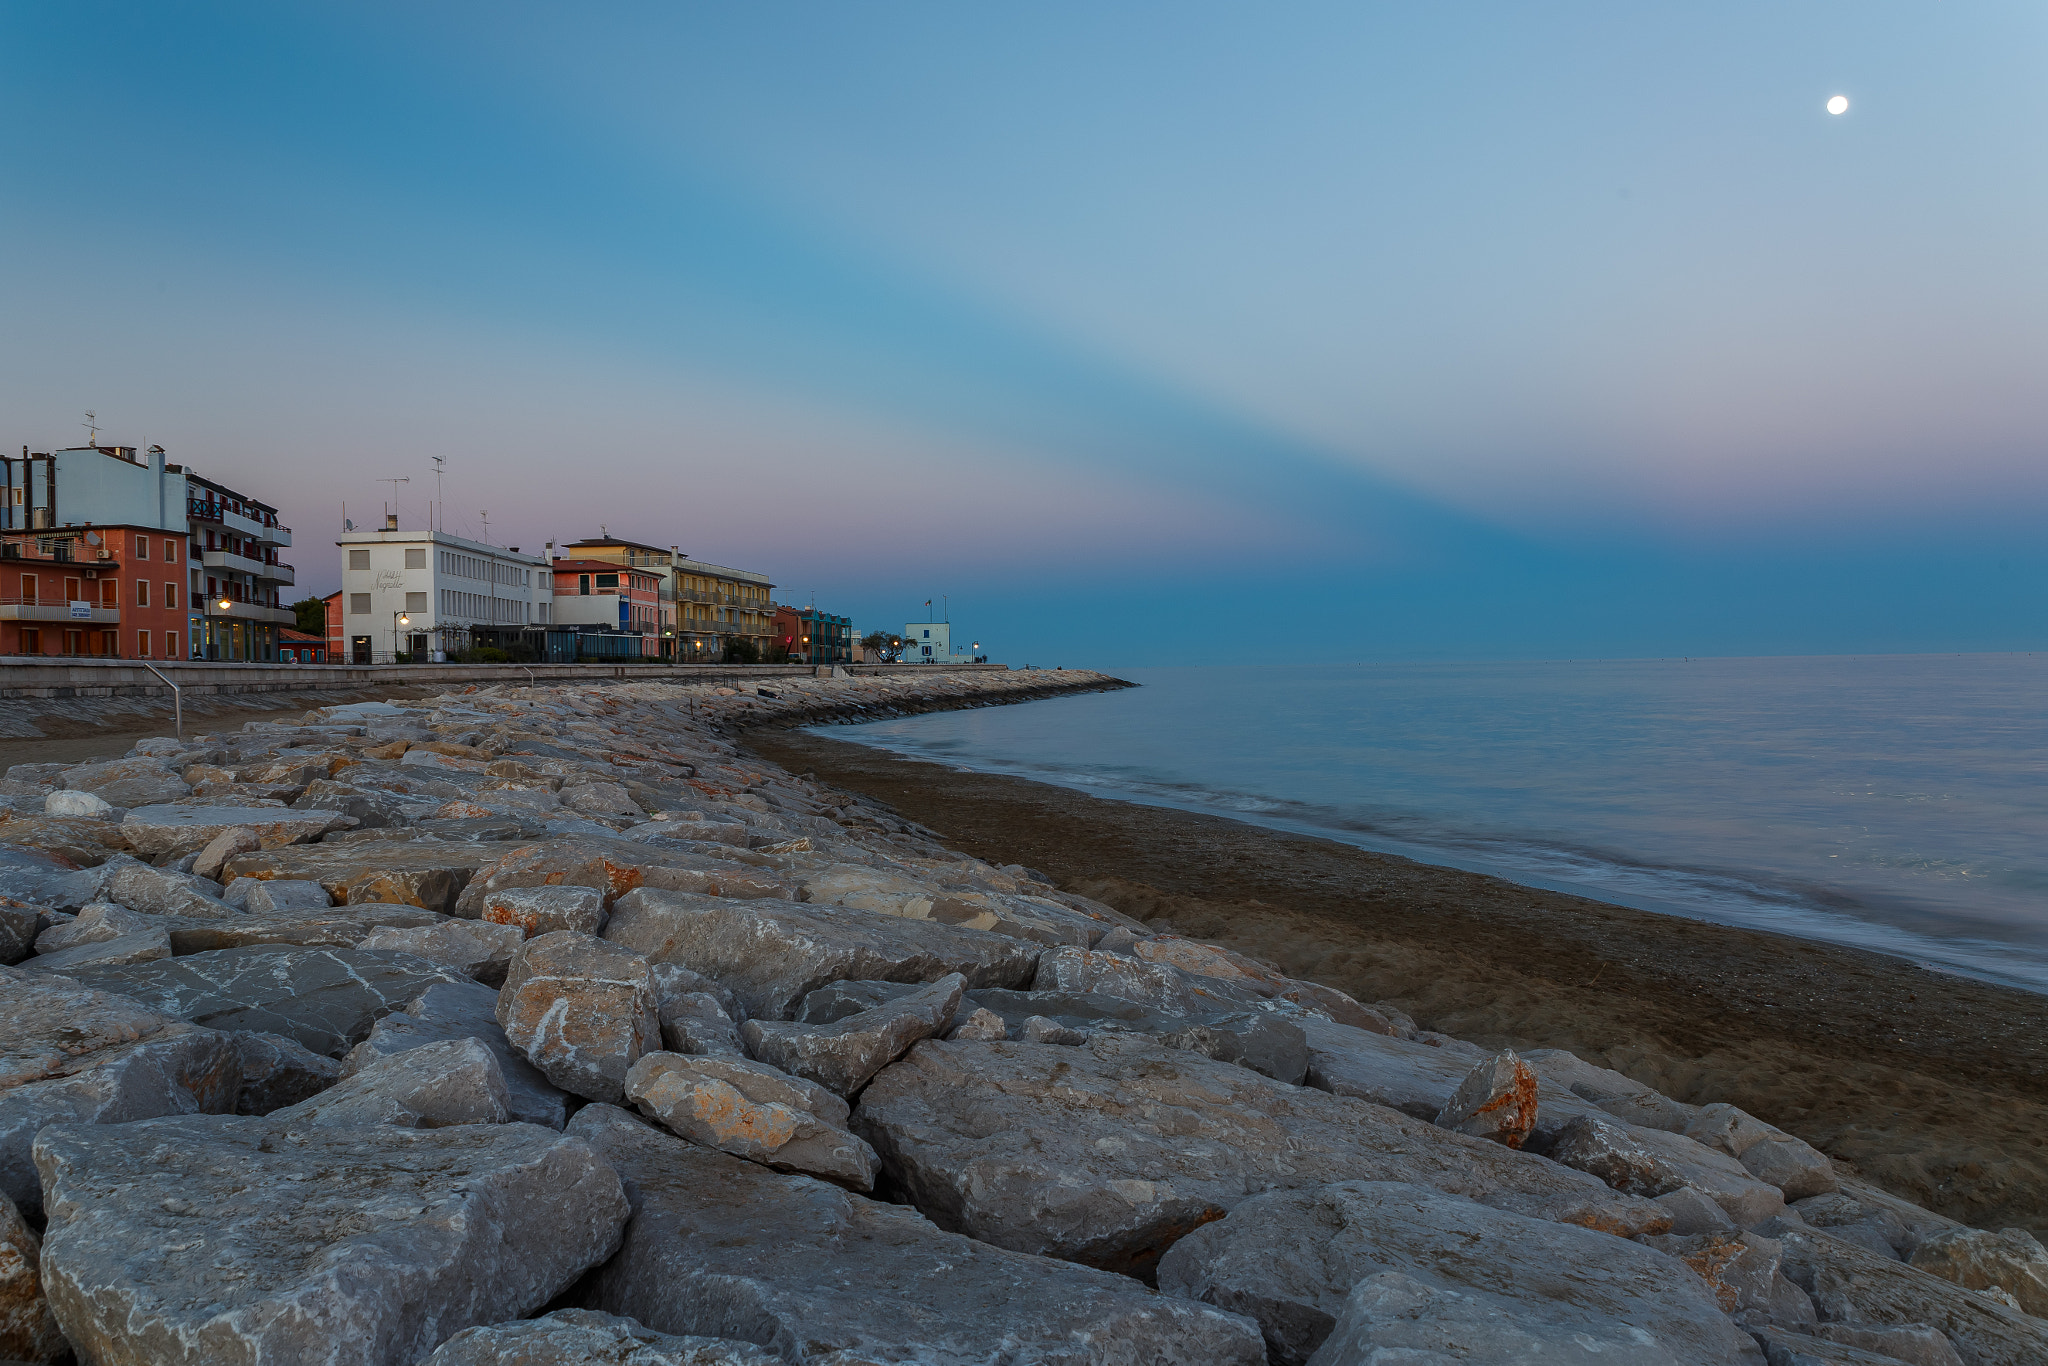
left=82, top=411, right=98, bottom=447
left=479, top=509, right=491, bottom=546
left=379, top=476, right=410, bottom=526
left=430, top=455, right=445, bottom=533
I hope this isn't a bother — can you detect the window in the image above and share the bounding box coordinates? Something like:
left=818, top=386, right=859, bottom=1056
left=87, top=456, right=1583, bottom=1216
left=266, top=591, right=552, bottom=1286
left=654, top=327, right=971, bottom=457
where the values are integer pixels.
left=579, top=575, right=590, bottom=595
left=20, top=628, right=39, bottom=653
left=596, top=574, right=618, bottom=589
left=166, top=630, right=177, bottom=658
left=405, top=592, right=427, bottom=612
left=21, top=572, right=41, bottom=602
left=349, top=593, right=372, bottom=614
left=404, top=548, right=426, bottom=569
left=349, top=550, right=371, bottom=570
left=135, top=580, right=149, bottom=608
left=164, top=583, right=177, bottom=610
left=100, top=581, right=117, bottom=607
left=135, top=535, right=150, bottom=559
left=137, top=629, right=150, bottom=657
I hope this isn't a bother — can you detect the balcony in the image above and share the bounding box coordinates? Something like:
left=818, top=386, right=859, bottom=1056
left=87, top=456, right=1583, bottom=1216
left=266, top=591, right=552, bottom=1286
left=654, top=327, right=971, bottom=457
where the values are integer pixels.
left=0, top=597, right=120, bottom=623
left=201, top=548, right=269, bottom=577
left=259, top=561, right=295, bottom=587
left=198, top=600, right=296, bottom=626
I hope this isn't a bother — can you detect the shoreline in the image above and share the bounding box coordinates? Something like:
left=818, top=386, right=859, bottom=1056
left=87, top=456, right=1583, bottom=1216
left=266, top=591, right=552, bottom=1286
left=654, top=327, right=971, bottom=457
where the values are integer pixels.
left=745, top=721, right=2048, bottom=1238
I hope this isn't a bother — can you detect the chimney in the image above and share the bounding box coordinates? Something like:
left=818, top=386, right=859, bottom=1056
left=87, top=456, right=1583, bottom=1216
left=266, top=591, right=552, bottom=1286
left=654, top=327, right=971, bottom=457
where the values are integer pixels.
left=384, top=513, right=398, bottom=531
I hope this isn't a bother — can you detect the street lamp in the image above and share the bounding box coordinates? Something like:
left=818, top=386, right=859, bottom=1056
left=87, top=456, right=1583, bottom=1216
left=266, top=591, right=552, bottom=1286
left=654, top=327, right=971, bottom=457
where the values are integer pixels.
left=393, top=611, right=410, bottom=663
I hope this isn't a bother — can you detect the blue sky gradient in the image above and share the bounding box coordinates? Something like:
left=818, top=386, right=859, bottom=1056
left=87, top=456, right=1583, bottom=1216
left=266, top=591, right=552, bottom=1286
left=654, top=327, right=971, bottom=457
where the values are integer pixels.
left=3, top=2, right=2043, bottom=662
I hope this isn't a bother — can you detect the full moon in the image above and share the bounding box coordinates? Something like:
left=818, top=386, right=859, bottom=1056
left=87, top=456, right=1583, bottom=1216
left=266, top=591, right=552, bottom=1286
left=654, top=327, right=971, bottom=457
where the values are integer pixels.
left=1827, top=94, right=1849, bottom=115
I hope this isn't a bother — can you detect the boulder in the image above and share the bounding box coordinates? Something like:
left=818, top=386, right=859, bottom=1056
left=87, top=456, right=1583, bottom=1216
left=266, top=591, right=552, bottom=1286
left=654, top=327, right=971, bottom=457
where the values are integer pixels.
left=1800, top=1323, right=1966, bottom=1366
left=1661, top=1185, right=1742, bottom=1235
left=1019, top=1015, right=1088, bottom=1044
left=602, top=888, right=1039, bottom=1020
left=44, top=789, right=114, bottom=819
left=34, top=1111, right=629, bottom=1366
left=657, top=991, right=745, bottom=1057
left=452, top=837, right=795, bottom=918
left=33, top=899, right=153, bottom=953
left=1547, top=1112, right=1787, bottom=1226
left=1031, top=945, right=1272, bottom=1016
left=1639, top=1231, right=1811, bottom=1321
left=1524, top=1046, right=1701, bottom=1130
left=968, top=987, right=1310, bottom=1083
left=292, top=779, right=419, bottom=829
left=1776, top=1224, right=2048, bottom=1366
left=60, top=756, right=190, bottom=808
left=152, top=903, right=448, bottom=954
left=224, top=842, right=490, bottom=913
left=478, top=884, right=607, bottom=938
left=0, top=902, right=34, bottom=966
left=64, top=946, right=470, bottom=1057
left=568, top=1103, right=1267, bottom=1363
left=0, top=966, right=240, bottom=1215
left=948, top=1007, right=1008, bottom=1041
left=422, top=1309, right=781, bottom=1366
left=0, top=845, right=104, bottom=913
left=97, top=854, right=234, bottom=917
left=741, top=974, right=964, bottom=1097
left=497, top=931, right=660, bottom=1103
left=854, top=1035, right=1668, bottom=1280
left=228, top=877, right=334, bottom=912
left=1433, top=1049, right=1540, bottom=1149
left=24, top=927, right=171, bottom=973
left=1909, top=1227, right=2048, bottom=1318
left=1750, top=1325, right=1955, bottom=1365
left=276, top=1036, right=511, bottom=1130
left=346, top=980, right=570, bottom=1130
left=1743, top=1136, right=1843, bottom=1200
left=1, top=1190, right=66, bottom=1364
left=191, top=825, right=262, bottom=880
left=362, top=919, right=523, bottom=986
left=625, top=1051, right=879, bottom=1188
left=121, top=804, right=346, bottom=859
left=230, top=1030, right=341, bottom=1114
left=1157, top=1181, right=1760, bottom=1365
left=1305, top=1019, right=1600, bottom=1149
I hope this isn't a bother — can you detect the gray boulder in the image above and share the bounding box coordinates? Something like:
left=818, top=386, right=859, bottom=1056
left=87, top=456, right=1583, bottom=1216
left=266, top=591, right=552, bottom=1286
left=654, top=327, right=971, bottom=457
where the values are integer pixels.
left=34, top=1111, right=630, bottom=1366
left=1684, top=1102, right=1840, bottom=1200
left=0, top=966, right=240, bottom=1215
left=1, top=1190, right=66, bottom=1364
left=948, top=1007, right=1008, bottom=1041
left=121, top=804, right=346, bottom=859
left=1799, top=1323, right=1966, bottom=1366
left=742, top=973, right=964, bottom=1097
left=478, top=884, right=607, bottom=938
left=1157, top=1180, right=1761, bottom=1365
left=423, top=1309, right=780, bottom=1365
left=228, top=877, right=334, bottom=912
left=1775, top=1224, right=2048, bottom=1365
left=854, top=1035, right=1668, bottom=1280
left=45, top=788, right=115, bottom=819
left=97, top=854, right=234, bottom=917
left=568, top=1103, right=1267, bottom=1364
left=602, top=887, right=1039, bottom=1020
left=152, top=903, right=448, bottom=954
left=230, top=1030, right=341, bottom=1114
left=625, top=1051, right=879, bottom=1188
left=32, top=900, right=154, bottom=953
left=60, top=756, right=190, bottom=807
left=1523, top=1047, right=1701, bottom=1130
left=276, top=1036, right=510, bottom=1129
left=24, top=927, right=171, bottom=973
left=497, top=931, right=660, bottom=1103
left=968, top=987, right=1310, bottom=1083
left=362, top=919, right=523, bottom=986
left=1031, top=945, right=1271, bottom=1016
left=1909, top=1227, right=2048, bottom=1317
left=1547, top=1111, right=1787, bottom=1226
left=346, top=980, right=570, bottom=1129
left=64, top=946, right=470, bottom=1057
left=1750, top=1324, right=1953, bottom=1364
left=223, top=842, right=490, bottom=912
left=191, top=825, right=261, bottom=881
left=1639, top=1230, right=1812, bottom=1321
left=0, top=901, right=34, bottom=966
left=1308, top=1019, right=1602, bottom=1149
left=657, top=991, right=745, bottom=1057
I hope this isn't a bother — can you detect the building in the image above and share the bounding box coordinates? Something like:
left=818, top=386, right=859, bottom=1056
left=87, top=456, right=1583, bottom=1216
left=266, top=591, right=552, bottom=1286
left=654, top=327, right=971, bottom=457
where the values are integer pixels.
left=322, top=589, right=343, bottom=661
left=336, top=519, right=551, bottom=663
left=2, top=443, right=296, bottom=659
left=0, top=523, right=190, bottom=659
left=278, top=628, right=327, bottom=663
left=558, top=536, right=775, bottom=661
left=773, top=605, right=854, bottom=665
left=549, top=558, right=663, bottom=658
left=902, top=620, right=981, bottom=664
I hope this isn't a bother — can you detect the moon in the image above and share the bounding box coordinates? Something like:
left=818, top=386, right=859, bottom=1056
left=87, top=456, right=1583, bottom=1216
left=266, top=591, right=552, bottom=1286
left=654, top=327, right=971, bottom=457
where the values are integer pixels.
left=1826, top=94, right=1849, bottom=116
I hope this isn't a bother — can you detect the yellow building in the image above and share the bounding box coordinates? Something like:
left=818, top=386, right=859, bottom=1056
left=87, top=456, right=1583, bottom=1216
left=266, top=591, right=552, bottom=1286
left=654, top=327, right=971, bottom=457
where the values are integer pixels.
left=558, top=536, right=775, bottom=660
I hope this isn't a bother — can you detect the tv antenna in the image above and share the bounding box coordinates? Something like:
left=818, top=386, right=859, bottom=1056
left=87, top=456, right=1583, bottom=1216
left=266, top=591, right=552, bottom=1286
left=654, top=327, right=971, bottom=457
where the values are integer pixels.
left=379, top=476, right=410, bottom=523
left=479, top=509, right=491, bottom=545
left=82, top=411, right=99, bottom=446
left=429, top=456, right=445, bottom=533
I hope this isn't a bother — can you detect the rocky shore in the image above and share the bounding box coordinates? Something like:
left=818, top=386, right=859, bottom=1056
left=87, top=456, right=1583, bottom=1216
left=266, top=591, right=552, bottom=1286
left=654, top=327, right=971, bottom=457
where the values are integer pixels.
left=3, top=668, right=2045, bottom=1364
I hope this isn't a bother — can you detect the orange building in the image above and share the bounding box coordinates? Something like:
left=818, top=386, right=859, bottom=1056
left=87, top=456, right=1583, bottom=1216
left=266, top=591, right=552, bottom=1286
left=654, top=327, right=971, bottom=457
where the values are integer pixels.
left=2, top=524, right=191, bottom=659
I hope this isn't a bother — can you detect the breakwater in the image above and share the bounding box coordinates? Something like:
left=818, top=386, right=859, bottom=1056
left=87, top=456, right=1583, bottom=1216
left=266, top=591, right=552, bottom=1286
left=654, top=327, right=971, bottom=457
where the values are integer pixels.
left=1, top=669, right=2041, bottom=1364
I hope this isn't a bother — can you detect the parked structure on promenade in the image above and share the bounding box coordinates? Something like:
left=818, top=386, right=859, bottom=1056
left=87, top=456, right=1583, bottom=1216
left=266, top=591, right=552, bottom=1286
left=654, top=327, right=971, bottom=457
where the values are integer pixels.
left=1, top=443, right=295, bottom=660
left=557, top=535, right=776, bottom=661
left=336, top=515, right=550, bottom=664
left=773, top=604, right=854, bottom=666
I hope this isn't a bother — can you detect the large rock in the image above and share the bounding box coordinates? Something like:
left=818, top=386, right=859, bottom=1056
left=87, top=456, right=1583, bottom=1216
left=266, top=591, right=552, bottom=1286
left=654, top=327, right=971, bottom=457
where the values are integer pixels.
left=191, top=825, right=261, bottom=881
left=275, top=1036, right=510, bottom=1130
left=1434, top=1049, right=1540, bottom=1149
left=1, top=1190, right=66, bottom=1364
left=0, top=845, right=103, bottom=913
left=1306, top=1019, right=1602, bottom=1149
left=224, top=842, right=490, bottom=913
left=98, top=854, right=234, bottom=917
left=1157, top=1180, right=1760, bottom=1365
left=361, top=918, right=523, bottom=986
left=33, top=899, right=153, bottom=952
left=61, top=756, right=190, bottom=808
left=1032, top=945, right=1274, bottom=1016
left=64, top=946, right=470, bottom=1057
left=1909, top=1227, right=2048, bottom=1317
left=625, top=1052, right=879, bottom=1188
left=603, top=888, right=1039, bottom=1020
left=1639, top=1230, right=1813, bottom=1322
left=227, top=876, right=334, bottom=912
left=24, top=926, right=171, bottom=973
left=453, top=837, right=795, bottom=918
left=1547, top=1111, right=1788, bottom=1226
left=120, top=804, right=348, bottom=859
left=478, top=884, right=607, bottom=938
left=1684, top=1102, right=1841, bottom=1200
left=968, top=987, right=1310, bottom=1083
left=854, top=1035, right=1668, bottom=1280
left=741, top=973, right=964, bottom=1097
left=34, top=1112, right=630, bottom=1366
left=0, top=900, right=35, bottom=965
left=1794, top=1323, right=1966, bottom=1366
left=152, top=903, right=447, bottom=954
left=346, top=980, right=570, bottom=1129
left=423, top=1309, right=780, bottom=1366
left=568, top=1103, right=1267, bottom=1363
left=230, top=1030, right=341, bottom=1114
left=1776, top=1224, right=2048, bottom=1366
left=0, top=966, right=240, bottom=1215
left=45, top=789, right=115, bottom=819
left=497, top=931, right=659, bottom=1103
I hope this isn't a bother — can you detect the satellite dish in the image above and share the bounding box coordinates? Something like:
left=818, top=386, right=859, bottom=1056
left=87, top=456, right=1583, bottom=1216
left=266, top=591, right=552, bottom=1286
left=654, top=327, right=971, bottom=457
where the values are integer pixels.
left=84, top=532, right=102, bottom=546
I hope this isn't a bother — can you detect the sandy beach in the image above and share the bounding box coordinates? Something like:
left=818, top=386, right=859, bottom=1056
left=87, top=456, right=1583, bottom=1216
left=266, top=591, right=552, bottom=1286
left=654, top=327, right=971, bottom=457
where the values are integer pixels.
left=749, top=725, right=2048, bottom=1239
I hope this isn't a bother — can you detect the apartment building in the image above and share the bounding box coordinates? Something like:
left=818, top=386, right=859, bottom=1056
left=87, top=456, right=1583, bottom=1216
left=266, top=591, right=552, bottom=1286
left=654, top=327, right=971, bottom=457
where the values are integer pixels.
left=336, top=519, right=550, bottom=663
left=549, top=558, right=663, bottom=658
left=558, top=535, right=775, bottom=660
left=903, top=620, right=982, bottom=663
left=772, top=604, right=854, bottom=666
left=1, top=443, right=295, bottom=659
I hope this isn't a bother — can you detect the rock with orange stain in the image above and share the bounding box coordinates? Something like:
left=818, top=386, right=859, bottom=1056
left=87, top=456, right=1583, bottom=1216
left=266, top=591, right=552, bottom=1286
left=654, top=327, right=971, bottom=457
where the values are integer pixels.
left=625, top=1051, right=879, bottom=1189
left=496, top=931, right=660, bottom=1104
left=1434, top=1050, right=1541, bottom=1149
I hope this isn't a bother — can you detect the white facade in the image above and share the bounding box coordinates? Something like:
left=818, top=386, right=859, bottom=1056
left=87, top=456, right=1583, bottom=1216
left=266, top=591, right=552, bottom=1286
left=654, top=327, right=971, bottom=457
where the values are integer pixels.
left=338, top=527, right=549, bottom=662
left=902, top=621, right=978, bottom=663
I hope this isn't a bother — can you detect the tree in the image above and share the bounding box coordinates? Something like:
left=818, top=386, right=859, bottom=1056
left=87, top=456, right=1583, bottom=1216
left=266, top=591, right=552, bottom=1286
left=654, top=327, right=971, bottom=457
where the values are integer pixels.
left=722, top=637, right=761, bottom=665
left=860, top=630, right=890, bottom=658
left=291, top=596, right=326, bottom=637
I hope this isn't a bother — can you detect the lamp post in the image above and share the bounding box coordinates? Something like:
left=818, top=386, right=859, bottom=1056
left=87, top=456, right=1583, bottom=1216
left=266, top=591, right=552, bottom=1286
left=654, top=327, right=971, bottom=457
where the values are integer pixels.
left=214, top=597, right=232, bottom=661
left=393, top=611, right=410, bottom=664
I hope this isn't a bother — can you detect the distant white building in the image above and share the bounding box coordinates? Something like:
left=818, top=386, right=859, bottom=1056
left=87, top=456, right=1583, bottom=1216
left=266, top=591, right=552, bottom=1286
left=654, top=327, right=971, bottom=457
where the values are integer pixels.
left=902, top=621, right=981, bottom=663
left=337, top=519, right=550, bottom=663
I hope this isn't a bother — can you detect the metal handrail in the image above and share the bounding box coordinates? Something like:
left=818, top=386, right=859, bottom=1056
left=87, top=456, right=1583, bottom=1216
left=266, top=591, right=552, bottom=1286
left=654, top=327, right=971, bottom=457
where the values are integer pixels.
left=139, top=662, right=183, bottom=740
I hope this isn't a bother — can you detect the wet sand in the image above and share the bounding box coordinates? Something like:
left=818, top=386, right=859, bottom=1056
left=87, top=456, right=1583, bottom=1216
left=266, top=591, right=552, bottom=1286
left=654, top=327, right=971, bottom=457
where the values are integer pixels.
left=748, top=726, right=2048, bottom=1238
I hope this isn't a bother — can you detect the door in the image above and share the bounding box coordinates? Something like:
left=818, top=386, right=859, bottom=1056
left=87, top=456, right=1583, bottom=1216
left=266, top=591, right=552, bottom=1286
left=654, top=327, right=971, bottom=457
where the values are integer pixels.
left=352, top=635, right=372, bottom=665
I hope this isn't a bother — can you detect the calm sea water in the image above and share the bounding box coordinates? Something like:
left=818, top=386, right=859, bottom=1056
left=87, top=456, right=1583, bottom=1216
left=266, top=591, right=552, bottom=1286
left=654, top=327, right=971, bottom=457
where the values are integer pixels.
left=820, top=656, right=2048, bottom=993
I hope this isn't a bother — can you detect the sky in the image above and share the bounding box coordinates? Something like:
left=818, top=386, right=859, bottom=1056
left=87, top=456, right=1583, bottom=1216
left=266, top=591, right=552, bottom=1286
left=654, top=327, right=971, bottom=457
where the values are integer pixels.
left=3, top=2, right=2044, bottom=665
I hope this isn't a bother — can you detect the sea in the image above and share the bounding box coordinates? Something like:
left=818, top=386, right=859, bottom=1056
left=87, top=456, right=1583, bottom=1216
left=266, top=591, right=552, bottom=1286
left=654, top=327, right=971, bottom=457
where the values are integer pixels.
left=816, top=655, right=2048, bottom=994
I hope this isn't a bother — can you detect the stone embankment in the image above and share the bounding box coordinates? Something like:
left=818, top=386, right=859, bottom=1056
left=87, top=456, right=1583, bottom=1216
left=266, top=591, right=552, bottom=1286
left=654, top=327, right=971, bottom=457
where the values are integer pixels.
left=0, top=668, right=2043, bottom=1364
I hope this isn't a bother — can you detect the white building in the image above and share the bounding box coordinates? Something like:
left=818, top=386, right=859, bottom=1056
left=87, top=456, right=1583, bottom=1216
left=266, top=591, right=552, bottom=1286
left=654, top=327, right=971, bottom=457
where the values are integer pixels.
left=337, top=520, right=550, bottom=663
left=902, top=621, right=981, bottom=664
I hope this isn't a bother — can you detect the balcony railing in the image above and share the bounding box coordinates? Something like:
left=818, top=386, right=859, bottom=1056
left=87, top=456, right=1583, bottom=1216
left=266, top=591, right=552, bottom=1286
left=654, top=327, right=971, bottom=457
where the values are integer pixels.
left=187, top=498, right=224, bottom=523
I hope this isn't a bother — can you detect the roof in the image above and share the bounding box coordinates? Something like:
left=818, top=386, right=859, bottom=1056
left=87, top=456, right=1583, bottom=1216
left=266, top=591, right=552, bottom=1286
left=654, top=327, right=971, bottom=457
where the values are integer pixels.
left=564, top=536, right=674, bottom=556
left=279, top=628, right=324, bottom=643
